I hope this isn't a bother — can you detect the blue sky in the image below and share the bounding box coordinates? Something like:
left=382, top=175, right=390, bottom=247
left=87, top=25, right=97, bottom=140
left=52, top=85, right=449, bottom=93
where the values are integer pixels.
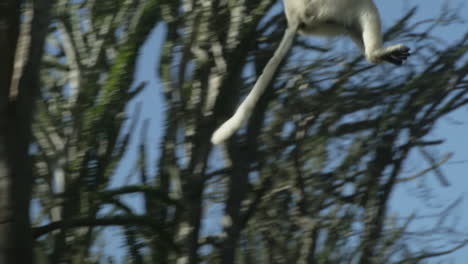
left=107, top=0, right=468, bottom=262
left=381, top=0, right=468, bottom=262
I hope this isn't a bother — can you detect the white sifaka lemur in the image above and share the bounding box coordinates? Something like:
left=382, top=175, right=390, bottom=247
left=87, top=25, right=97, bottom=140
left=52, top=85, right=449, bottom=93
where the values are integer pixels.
left=211, top=0, right=410, bottom=144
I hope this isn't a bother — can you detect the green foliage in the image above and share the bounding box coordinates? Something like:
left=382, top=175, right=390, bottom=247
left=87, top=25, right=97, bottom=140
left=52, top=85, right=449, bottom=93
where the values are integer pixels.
left=31, top=0, right=468, bottom=263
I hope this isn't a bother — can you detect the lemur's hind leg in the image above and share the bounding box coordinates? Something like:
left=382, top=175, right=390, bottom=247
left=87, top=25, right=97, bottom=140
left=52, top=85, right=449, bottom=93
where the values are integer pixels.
left=347, top=28, right=410, bottom=65
left=359, top=5, right=410, bottom=65
left=377, top=44, right=410, bottom=65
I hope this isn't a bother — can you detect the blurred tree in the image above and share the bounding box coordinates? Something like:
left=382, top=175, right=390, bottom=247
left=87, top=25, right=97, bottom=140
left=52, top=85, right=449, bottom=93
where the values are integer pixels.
left=0, top=0, right=52, bottom=263
left=4, top=0, right=466, bottom=264
left=150, top=1, right=468, bottom=264
left=29, top=0, right=163, bottom=263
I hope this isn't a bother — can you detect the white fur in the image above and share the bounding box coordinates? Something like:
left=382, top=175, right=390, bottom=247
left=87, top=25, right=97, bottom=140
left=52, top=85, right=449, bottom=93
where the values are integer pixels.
left=211, top=0, right=409, bottom=144
left=211, top=26, right=298, bottom=144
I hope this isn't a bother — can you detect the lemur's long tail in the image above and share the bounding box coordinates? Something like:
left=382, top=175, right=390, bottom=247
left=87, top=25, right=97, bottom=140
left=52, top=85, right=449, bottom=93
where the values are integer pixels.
left=211, top=25, right=298, bottom=144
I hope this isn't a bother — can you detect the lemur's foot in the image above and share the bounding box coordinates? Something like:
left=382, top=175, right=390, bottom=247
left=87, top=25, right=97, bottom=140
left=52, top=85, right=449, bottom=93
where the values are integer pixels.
left=380, top=44, right=411, bottom=66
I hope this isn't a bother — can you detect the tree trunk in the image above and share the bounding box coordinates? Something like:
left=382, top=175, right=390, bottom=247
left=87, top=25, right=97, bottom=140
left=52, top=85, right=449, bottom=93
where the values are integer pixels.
left=0, top=1, right=52, bottom=263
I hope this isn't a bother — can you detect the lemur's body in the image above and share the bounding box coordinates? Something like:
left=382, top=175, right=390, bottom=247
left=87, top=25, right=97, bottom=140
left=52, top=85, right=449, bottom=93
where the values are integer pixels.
left=211, top=0, right=410, bottom=144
